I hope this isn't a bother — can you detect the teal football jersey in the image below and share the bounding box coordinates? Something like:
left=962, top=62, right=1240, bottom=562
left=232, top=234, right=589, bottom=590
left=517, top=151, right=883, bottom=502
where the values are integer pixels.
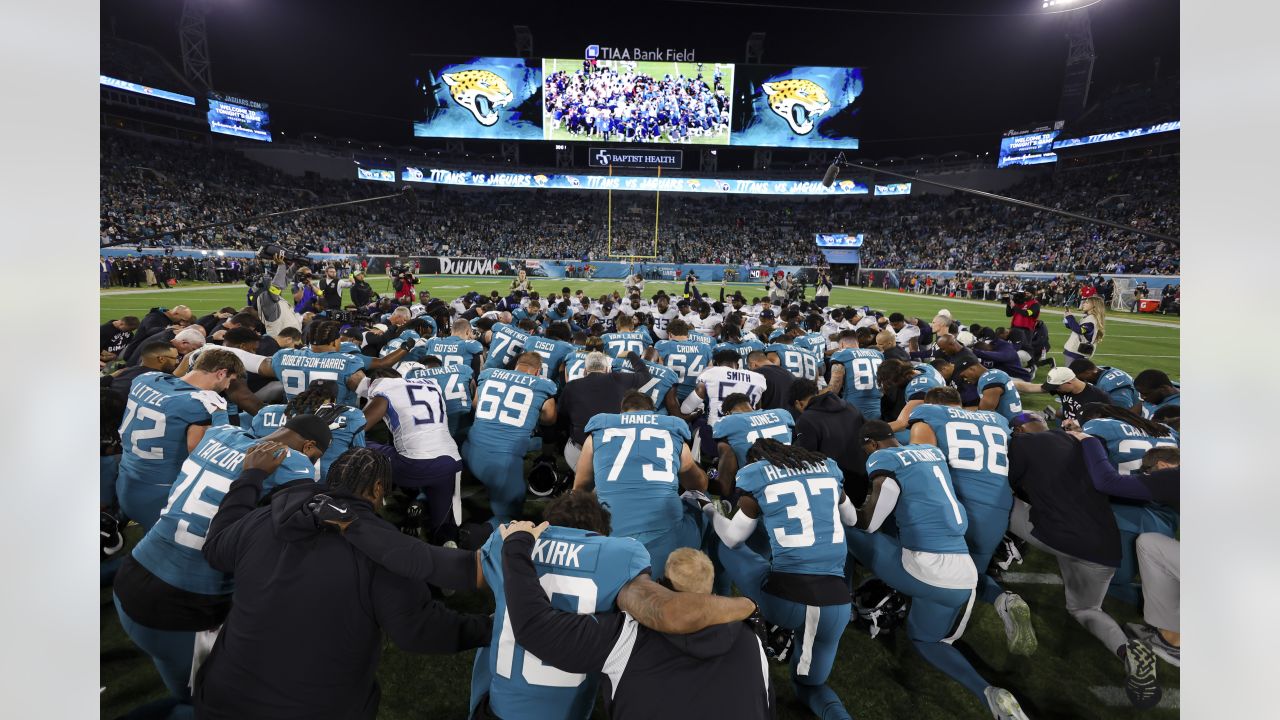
left=131, top=425, right=318, bottom=595
left=713, top=338, right=765, bottom=367
left=975, top=369, right=1023, bottom=421
left=909, top=405, right=1012, bottom=509
left=585, top=412, right=691, bottom=542
left=1141, top=384, right=1180, bottom=419
left=250, top=404, right=365, bottom=479
left=713, top=409, right=796, bottom=466
left=478, top=527, right=651, bottom=720
left=767, top=343, right=821, bottom=381
left=1094, top=366, right=1139, bottom=408
left=405, top=364, right=475, bottom=417
left=379, top=330, right=423, bottom=360
left=425, top=336, right=485, bottom=369
left=1082, top=418, right=1179, bottom=474
left=735, top=457, right=847, bottom=577
left=904, top=368, right=944, bottom=402
left=484, top=323, right=531, bottom=370
left=601, top=330, right=653, bottom=359
left=866, top=444, right=969, bottom=554
left=831, top=347, right=884, bottom=419
left=653, top=339, right=712, bottom=402
left=524, top=336, right=576, bottom=383
left=616, top=361, right=679, bottom=414
left=469, top=369, right=557, bottom=451
left=117, top=372, right=226, bottom=491
left=270, top=348, right=365, bottom=405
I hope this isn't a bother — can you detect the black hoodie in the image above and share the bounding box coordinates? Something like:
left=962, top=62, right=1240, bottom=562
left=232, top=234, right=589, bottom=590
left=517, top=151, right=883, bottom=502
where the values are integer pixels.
left=195, top=474, right=491, bottom=720
left=500, top=533, right=775, bottom=720
left=793, top=392, right=869, bottom=503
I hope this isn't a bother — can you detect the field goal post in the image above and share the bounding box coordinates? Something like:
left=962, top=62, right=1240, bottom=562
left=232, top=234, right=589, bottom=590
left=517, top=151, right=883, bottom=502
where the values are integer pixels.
left=605, top=164, right=662, bottom=268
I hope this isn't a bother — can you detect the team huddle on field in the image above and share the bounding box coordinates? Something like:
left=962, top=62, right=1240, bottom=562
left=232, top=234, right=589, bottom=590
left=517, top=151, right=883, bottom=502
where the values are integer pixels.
left=102, top=276, right=1181, bottom=719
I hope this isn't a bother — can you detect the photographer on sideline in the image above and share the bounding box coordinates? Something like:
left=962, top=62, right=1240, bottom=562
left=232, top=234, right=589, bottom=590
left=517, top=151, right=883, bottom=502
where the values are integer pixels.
left=393, top=266, right=418, bottom=304
left=1004, top=290, right=1041, bottom=354
left=255, top=253, right=303, bottom=336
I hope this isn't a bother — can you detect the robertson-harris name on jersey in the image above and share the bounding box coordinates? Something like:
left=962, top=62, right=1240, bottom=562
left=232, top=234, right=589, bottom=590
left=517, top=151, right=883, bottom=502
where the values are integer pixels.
left=278, top=354, right=350, bottom=370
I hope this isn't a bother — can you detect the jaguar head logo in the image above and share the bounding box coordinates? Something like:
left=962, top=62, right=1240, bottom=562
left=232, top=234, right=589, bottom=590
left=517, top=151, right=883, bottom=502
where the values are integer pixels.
left=761, top=79, right=831, bottom=135
left=441, top=70, right=513, bottom=127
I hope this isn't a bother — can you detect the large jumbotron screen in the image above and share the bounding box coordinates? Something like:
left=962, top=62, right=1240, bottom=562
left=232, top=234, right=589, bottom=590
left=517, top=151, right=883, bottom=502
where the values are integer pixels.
left=731, top=65, right=864, bottom=149
left=542, top=58, right=735, bottom=145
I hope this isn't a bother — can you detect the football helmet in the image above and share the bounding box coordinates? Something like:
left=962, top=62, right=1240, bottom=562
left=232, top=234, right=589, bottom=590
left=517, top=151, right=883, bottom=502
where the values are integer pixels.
left=527, top=455, right=568, bottom=498
left=852, top=577, right=910, bottom=638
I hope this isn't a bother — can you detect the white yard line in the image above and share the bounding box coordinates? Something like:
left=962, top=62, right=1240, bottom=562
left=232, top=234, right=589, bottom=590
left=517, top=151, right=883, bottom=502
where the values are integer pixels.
left=1090, top=686, right=1179, bottom=709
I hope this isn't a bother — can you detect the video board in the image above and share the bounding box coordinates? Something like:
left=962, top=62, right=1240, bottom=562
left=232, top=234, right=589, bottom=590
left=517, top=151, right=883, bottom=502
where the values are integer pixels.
left=356, top=167, right=396, bottom=182
left=997, top=122, right=1063, bottom=168
left=543, top=58, right=734, bottom=145
left=412, top=56, right=543, bottom=140
left=816, top=233, right=864, bottom=248
left=207, top=93, right=271, bottom=142
left=410, top=55, right=862, bottom=150
left=100, top=75, right=195, bottom=105
left=731, top=65, right=863, bottom=149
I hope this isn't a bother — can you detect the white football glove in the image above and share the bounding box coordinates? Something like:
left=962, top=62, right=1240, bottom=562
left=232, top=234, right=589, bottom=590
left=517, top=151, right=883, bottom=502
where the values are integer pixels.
left=191, top=390, right=227, bottom=415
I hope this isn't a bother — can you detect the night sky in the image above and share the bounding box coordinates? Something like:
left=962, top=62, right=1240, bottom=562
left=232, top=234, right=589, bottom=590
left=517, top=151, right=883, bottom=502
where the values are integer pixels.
left=101, top=0, right=1177, bottom=162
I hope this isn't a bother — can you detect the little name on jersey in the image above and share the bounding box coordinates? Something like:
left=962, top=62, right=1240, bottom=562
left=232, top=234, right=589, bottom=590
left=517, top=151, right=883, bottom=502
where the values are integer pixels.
left=620, top=413, right=660, bottom=426
left=129, top=381, right=169, bottom=408
left=530, top=538, right=585, bottom=568
left=195, top=439, right=246, bottom=470
left=279, top=354, right=348, bottom=370
left=762, top=460, right=829, bottom=481
left=748, top=412, right=783, bottom=427
left=941, top=407, right=1000, bottom=423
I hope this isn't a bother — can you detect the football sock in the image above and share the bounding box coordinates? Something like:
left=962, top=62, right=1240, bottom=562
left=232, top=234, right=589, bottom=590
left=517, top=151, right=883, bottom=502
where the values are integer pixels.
left=912, top=639, right=988, bottom=701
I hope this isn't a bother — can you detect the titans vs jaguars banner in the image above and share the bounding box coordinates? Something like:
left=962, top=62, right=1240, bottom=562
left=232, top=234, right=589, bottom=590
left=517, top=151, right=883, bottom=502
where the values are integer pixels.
left=412, top=56, right=543, bottom=140
left=731, top=65, right=863, bottom=150
left=397, top=166, right=869, bottom=196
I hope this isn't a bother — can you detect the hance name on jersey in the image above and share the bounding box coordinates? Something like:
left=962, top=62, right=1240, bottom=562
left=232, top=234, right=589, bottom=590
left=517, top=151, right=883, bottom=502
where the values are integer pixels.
left=279, top=355, right=349, bottom=370
left=620, top=414, right=660, bottom=426
left=530, top=539, right=586, bottom=569
left=195, top=439, right=246, bottom=470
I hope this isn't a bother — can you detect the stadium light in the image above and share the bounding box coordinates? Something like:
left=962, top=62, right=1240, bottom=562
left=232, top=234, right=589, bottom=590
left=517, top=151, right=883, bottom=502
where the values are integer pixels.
left=216, top=250, right=224, bottom=256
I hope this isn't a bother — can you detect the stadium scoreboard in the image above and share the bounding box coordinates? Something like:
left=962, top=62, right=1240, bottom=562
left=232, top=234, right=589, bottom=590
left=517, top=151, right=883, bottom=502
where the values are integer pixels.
left=816, top=233, right=864, bottom=248
left=207, top=92, right=272, bottom=142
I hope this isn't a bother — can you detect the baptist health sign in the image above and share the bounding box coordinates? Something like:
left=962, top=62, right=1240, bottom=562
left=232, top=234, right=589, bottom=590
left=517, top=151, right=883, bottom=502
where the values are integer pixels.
left=589, top=148, right=683, bottom=169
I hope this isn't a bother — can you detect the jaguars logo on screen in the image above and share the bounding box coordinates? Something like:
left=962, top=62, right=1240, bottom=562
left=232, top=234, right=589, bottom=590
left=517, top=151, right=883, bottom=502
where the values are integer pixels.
left=441, top=70, right=513, bottom=127
left=761, top=79, right=831, bottom=135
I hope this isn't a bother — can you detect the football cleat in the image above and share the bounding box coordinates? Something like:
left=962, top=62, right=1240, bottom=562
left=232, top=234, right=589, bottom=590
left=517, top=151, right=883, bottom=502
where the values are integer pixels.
left=984, top=686, right=1030, bottom=720
left=101, top=512, right=124, bottom=559
left=1122, top=639, right=1162, bottom=709
left=990, top=533, right=1026, bottom=574
left=994, top=592, right=1037, bottom=656
left=763, top=623, right=795, bottom=663
left=1125, top=623, right=1180, bottom=667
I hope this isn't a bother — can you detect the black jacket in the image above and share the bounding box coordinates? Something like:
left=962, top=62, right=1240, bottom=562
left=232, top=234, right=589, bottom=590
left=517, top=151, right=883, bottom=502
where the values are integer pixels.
left=1009, top=431, right=1121, bottom=567
left=558, top=353, right=651, bottom=445
left=793, top=393, right=869, bottom=504
left=501, top=533, right=774, bottom=720
left=756, top=364, right=794, bottom=411
left=195, top=473, right=490, bottom=720
left=121, top=308, right=172, bottom=362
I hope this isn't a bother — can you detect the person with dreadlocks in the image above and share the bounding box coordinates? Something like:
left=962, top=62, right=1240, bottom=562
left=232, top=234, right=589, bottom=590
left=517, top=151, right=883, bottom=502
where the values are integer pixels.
left=250, top=379, right=366, bottom=480
left=703, top=438, right=856, bottom=720
left=848, top=420, right=1032, bottom=720
left=194, top=447, right=491, bottom=720
left=1079, top=403, right=1180, bottom=606
left=215, top=319, right=416, bottom=407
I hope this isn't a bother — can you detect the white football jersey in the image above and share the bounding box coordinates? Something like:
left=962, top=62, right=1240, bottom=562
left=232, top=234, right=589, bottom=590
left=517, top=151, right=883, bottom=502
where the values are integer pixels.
left=697, top=365, right=767, bottom=426
left=650, top=307, right=680, bottom=339
left=368, top=377, right=459, bottom=460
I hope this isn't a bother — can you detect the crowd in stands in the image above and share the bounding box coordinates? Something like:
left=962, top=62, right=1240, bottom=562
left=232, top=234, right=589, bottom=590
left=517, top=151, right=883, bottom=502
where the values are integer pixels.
left=101, top=131, right=1179, bottom=274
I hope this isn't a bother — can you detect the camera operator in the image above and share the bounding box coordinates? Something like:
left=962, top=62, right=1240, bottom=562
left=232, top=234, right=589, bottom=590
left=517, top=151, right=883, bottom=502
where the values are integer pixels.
left=253, top=253, right=303, bottom=336
left=1004, top=290, right=1041, bottom=352
left=393, top=266, right=418, bottom=304
left=293, top=267, right=321, bottom=314
left=349, top=270, right=376, bottom=308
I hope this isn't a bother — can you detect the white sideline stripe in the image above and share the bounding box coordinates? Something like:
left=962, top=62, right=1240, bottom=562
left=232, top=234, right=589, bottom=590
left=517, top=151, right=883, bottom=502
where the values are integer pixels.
left=1090, top=686, right=1180, bottom=709
left=841, top=285, right=1180, bottom=328
left=1092, top=354, right=1180, bottom=359
left=999, top=572, right=1064, bottom=585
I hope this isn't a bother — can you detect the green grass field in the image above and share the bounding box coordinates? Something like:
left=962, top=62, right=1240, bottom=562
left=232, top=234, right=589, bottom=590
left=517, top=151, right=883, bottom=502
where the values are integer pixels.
left=100, top=275, right=1180, bottom=719
left=542, top=57, right=735, bottom=146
